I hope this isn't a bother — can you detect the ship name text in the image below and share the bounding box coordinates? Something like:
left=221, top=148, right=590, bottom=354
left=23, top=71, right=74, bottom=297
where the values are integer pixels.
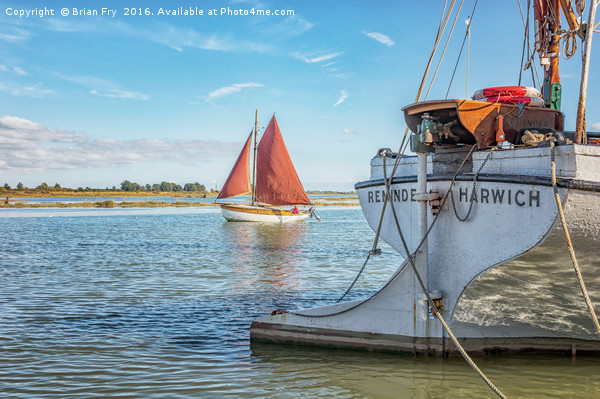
left=367, top=187, right=541, bottom=207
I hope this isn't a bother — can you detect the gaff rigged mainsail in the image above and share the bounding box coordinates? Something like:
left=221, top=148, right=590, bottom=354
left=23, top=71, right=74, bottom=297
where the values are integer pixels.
left=255, top=116, right=311, bottom=206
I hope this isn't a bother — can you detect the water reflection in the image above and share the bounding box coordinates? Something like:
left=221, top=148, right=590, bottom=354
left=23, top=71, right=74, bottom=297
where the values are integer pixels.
left=251, top=342, right=600, bottom=398
left=222, top=222, right=309, bottom=293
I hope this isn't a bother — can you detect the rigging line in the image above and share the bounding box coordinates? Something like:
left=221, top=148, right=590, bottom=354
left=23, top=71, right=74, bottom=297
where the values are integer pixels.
left=446, top=0, right=479, bottom=98
left=376, top=0, right=461, bottom=255
left=550, top=141, right=600, bottom=335
left=417, top=0, right=457, bottom=104
left=527, top=0, right=542, bottom=88
left=339, top=0, right=467, bottom=304
left=436, top=0, right=450, bottom=42
left=425, top=0, right=466, bottom=100
left=518, top=0, right=529, bottom=85
left=383, top=147, right=507, bottom=399
left=517, top=0, right=529, bottom=86
left=291, top=144, right=477, bottom=319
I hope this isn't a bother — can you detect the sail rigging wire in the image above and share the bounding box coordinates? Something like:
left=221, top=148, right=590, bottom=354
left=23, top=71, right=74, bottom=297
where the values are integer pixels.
left=425, top=0, right=466, bottom=100
left=518, top=0, right=531, bottom=85
left=418, top=0, right=458, bottom=103
left=550, top=141, right=600, bottom=336
left=369, top=0, right=460, bottom=254
left=518, top=0, right=543, bottom=88
left=446, top=0, right=480, bottom=98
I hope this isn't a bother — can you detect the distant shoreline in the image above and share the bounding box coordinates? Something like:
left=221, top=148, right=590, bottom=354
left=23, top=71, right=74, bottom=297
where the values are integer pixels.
left=0, top=192, right=359, bottom=208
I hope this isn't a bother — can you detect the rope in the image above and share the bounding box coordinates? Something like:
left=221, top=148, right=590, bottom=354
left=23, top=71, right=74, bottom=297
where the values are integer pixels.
left=517, top=0, right=529, bottom=85
left=336, top=251, right=372, bottom=303
left=380, top=148, right=507, bottom=399
left=446, top=0, right=479, bottom=98
left=425, top=0, right=466, bottom=99
left=293, top=146, right=507, bottom=398
left=291, top=146, right=476, bottom=318
left=562, top=29, right=578, bottom=59
left=550, top=141, right=600, bottom=335
left=330, top=0, right=464, bottom=303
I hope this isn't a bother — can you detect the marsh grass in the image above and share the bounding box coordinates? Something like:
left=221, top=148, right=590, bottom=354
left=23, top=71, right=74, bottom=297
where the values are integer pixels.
left=0, top=194, right=358, bottom=208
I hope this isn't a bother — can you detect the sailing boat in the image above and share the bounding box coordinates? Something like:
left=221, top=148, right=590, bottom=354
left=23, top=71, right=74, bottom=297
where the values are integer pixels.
left=216, top=111, right=316, bottom=223
left=251, top=2, right=600, bottom=355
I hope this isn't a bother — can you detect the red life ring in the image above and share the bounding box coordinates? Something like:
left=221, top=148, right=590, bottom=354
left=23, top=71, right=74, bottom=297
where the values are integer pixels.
left=473, top=86, right=541, bottom=101
left=483, top=95, right=545, bottom=107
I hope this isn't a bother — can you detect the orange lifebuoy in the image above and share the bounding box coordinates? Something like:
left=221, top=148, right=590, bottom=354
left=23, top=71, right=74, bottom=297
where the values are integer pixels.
left=473, top=86, right=541, bottom=101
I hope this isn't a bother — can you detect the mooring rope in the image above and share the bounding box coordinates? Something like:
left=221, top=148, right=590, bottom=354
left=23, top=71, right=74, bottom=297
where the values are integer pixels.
left=550, top=141, right=600, bottom=335
left=380, top=148, right=507, bottom=399
left=292, top=146, right=507, bottom=398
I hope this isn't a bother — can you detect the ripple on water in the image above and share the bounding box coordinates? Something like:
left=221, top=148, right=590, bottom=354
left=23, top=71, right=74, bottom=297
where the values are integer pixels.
left=2, top=209, right=600, bottom=398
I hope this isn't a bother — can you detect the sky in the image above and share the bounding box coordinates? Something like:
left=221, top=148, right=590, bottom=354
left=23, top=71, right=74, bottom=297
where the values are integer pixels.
left=1, top=0, right=598, bottom=191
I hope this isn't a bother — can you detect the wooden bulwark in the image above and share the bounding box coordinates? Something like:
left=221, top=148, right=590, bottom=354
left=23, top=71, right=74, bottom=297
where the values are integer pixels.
left=403, top=99, right=564, bottom=148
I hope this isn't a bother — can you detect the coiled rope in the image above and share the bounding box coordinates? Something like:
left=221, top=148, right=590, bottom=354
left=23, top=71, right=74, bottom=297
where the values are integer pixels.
left=550, top=141, right=600, bottom=335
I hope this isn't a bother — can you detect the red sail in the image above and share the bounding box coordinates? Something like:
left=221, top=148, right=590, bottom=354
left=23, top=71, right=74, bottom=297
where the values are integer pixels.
left=255, top=116, right=311, bottom=205
left=217, top=131, right=253, bottom=199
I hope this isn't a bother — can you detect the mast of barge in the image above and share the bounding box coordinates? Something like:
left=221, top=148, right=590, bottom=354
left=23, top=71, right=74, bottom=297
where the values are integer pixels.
left=574, top=0, right=598, bottom=143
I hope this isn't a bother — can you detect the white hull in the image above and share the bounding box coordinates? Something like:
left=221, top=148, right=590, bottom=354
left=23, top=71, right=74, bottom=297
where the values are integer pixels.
left=220, top=204, right=310, bottom=223
left=251, top=144, right=600, bottom=354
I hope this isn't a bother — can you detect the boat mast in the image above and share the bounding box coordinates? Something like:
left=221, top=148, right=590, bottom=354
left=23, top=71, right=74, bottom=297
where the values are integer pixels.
left=251, top=109, right=258, bottom=206
left=534, top=0, right=562, bottom=110
left=574, top=0, right=598, bottom=143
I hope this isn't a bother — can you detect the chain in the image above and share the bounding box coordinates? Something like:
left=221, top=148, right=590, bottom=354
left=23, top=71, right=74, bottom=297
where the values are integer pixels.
left=449, top=147, right=495, bottom=221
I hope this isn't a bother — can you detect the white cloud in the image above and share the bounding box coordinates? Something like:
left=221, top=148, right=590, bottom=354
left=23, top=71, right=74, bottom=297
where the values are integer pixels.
left=334, top=90, right=349, bottom=107
left=343, top=128, right=357, bottom=134
left=361, top=31, right=395, bottom=46
left=260, top=16, right=314, bottom=39
left=294, top=51, right=343, bottom=64
left=206, top=83, right=263, bottom=101
left=90, top=89, right=148, bottom=100
left=0, top=116, right=240, bottom=174
left=0, top=64, right=27, bottom=75
left=0, top=83, right=53, bottom=98
left=0, top=27, right=30, bottom=42
left=54, top=73, right=148, bottom=100
left=592, top=122, right=600, bottom=131
left=41, top=18, right=271, bottom=53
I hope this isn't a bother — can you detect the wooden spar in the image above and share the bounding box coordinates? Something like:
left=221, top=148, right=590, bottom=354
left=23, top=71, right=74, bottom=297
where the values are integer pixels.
left=574, top=0, right=598, bottom=143
left=251, top=109, right=258, bottom=205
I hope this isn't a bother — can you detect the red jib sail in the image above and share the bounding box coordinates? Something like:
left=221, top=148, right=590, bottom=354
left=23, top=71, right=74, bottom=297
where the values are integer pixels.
left=217, top=131, right=253, bottom=199
left=255, top=116, right=311, bottom=206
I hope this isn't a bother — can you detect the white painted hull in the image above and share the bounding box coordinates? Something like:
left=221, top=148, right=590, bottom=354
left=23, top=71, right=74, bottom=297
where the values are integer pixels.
left=251, top=144, right=600, bottom=354
left=220, top=203, right=310, bottom=223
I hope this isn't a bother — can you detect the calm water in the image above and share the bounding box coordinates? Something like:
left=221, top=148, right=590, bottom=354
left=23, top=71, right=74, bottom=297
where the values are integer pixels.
left=1, top=207, right=599, bottom=398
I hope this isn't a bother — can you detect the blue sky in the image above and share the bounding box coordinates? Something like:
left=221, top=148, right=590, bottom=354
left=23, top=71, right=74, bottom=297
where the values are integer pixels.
left=1, top=0, right=598, bottom=191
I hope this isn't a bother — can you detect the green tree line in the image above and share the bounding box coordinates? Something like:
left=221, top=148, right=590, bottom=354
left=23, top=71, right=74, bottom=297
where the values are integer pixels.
left=1, top=181, right=210, bottom=193
left=120, top=180, right=207, bottom=192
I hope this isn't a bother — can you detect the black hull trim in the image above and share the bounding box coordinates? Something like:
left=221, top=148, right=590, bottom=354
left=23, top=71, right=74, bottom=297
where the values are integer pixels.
left=355, top=174, right=600, bottom=193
